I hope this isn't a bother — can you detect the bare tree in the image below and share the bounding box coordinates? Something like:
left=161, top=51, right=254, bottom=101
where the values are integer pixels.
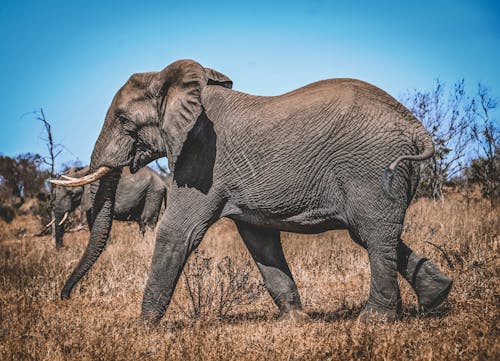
left=401, top=79, right=474, bottom=200
left=34, top=108, right=64, bottom=248
left=469, top=84, right=499, bottom=207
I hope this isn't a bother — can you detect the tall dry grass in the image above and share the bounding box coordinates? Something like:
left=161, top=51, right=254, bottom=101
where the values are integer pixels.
left=0, top=195, right=498, bottom=360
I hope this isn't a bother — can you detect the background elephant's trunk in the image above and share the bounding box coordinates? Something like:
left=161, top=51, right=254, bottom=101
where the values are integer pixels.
left=54, top=210, right=67, bottom=249
left=61, top=169, right=121, bottom=299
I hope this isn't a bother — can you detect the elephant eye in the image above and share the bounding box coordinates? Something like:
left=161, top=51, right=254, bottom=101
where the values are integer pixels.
left=117, top=115, right=129, bottom=124
left=117, top=115, right=138, bottom=135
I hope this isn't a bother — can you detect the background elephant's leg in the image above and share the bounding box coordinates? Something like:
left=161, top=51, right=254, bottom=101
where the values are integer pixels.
left=235, top=221, right=306, bottom=320
left=141, top=200, right=218, bottom=322
left=351, top=223, right=403, bottom=321
left=138, top=221, right=146, bottom=236
left=54, top=210, right=66, bottom=248
left=397, top=241, right=453, bottom=311
left=140, top=189, right=164, bottom=232
left=85, top=209, right=92, bottom=229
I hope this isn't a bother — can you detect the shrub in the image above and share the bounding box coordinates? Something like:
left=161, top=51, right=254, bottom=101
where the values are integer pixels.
left=175, top=250, right=264, bottom=320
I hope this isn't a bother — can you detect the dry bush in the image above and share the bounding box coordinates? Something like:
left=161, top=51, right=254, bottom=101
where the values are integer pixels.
left=0, top=194, right=498, bottom=360
left=174, top=251, right=265, bottom=320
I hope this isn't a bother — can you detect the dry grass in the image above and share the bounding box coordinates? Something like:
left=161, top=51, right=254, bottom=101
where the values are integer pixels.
left=1, top=195, right=498, bottom=360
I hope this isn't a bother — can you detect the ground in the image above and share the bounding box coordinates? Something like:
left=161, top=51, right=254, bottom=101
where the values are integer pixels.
left=0, top=195, right=498, bottom=360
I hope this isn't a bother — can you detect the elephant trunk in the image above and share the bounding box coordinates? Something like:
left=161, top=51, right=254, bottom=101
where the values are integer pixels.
left=61, top=169, right=121, bottom=299
left=54, top=210, right=67, bottom=249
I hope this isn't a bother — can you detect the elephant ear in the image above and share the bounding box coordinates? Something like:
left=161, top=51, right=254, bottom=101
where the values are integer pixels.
left=204, top=67, right=233, bottom=89
left=154, top=60, right=233, bottom=167
left=154, top=60, right=207, bottom=167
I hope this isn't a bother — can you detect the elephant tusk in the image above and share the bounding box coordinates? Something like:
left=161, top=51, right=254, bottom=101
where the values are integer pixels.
left=45, top=218, right=55, bottom=228
left=58, top=212, right=69, bottom=226
left=61, top=174, right=78, bottom=180
left=50, top=166, right=111, bottom=187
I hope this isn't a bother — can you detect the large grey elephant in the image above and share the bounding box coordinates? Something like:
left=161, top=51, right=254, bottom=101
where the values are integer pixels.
left=51, top=166, right=167, bottom=248
left=52, top=59, right=452, bottom=322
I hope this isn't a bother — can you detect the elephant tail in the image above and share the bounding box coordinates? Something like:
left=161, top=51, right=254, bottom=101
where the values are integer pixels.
left=382, top=125, right=435, bottom=199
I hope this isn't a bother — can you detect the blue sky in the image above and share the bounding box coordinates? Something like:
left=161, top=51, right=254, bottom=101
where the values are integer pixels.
left=1, top=0, right=499, bottom=169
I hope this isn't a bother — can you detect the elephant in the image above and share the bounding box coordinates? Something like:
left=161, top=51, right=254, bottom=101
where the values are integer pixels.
left=52, top=59, right=453, bottom=323
left=51, top=165, right=167, bottom=248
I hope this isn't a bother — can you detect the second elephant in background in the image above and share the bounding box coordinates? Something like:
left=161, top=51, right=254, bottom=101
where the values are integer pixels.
left=52, top=166, right=167, bottom=248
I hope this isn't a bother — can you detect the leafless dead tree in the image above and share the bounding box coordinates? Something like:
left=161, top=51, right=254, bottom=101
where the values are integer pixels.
left=34, top=108, right=64, bottom=248
left=401, top=79, right=474, bottom=200
left=470, top=84, right=499, bottom=207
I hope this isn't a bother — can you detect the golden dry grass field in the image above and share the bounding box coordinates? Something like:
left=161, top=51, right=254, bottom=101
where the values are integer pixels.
left=1, top=195, right=498, bottom=360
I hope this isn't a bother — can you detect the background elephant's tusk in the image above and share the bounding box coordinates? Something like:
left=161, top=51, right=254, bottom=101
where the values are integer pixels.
left=58, top=212, right=69, bottom=226
left=50, top=166, right=111, bottom=187
left=45, top=218, right=55, bottom=228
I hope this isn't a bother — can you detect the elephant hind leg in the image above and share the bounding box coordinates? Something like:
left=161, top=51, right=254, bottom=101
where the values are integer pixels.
left=350, top=226, right=453, bottom=317
left=349, top=221, right=403, bottom=322
left=235, top=221, right=308, bottom=321
left=397, top=241, right=453, bottom=311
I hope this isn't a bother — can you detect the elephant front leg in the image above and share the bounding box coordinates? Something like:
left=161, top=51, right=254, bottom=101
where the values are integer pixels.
left=141, top=207, right=216, bottom=323
left=235, top=221, right=308, bottom=321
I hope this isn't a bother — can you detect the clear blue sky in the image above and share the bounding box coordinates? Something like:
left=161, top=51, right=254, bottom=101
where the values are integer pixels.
left=1, top=0, right=499, bottom=169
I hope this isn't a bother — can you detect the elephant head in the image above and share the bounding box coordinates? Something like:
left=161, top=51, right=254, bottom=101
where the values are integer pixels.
left=50, top=167, right=88, bottom=248
left=51, top=60, right=232, bottom=299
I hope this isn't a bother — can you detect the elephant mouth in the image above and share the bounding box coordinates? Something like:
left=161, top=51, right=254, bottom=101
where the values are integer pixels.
left=131, top=148, right=162, bottom=173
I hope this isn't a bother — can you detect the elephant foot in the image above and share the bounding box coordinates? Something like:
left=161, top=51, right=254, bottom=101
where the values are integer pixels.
left=358, top=305, right=400, bottom=323
left=278, top=308, right=310, bottom=323
left=414, top=261, right=453, bottom=311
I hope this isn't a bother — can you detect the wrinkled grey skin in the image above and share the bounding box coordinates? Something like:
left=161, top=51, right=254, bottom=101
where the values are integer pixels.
left=54, top=166, right=167, bottom=248
left=61, top=59, right=452, bottom=322
left=58, top=165, right=167, bottom=297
